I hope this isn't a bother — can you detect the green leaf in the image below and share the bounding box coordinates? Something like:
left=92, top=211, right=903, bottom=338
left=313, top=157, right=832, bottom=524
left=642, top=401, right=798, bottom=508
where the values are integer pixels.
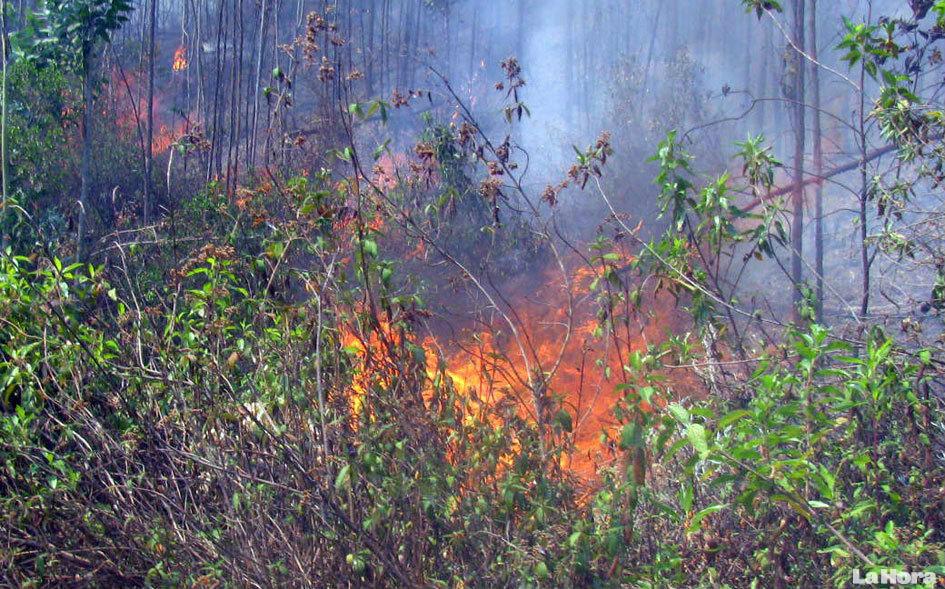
left=686, top=423, right=710, bottom=459
left=718, top=409, right=751, bottom=428
left=620, top=422, right=643, bottom=449
left=668, top=403, right=690, bottom=425
left=335, top=464, right=351, bottom=490
left=361, top=239, right=378, bottom=259
left=688, top=503, right=727, bottom=533
left=679, top=483, right=694, bottom=512
left=567, top=531, right=583, bottom=548
left=548, top=407, right=570, bottom=432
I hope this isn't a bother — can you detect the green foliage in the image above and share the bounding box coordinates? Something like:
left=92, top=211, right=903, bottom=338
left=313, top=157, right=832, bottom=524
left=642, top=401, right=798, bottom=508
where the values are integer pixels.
left=838, top=18, right=898, bottom=80
left=0, top=132, right=942, bottom=587
left=735, top=134, right=780, bottom=191
left=1, top=1, right=945, bottom=585
left=2, top=59, right=75, bottom=249
left=578, top=127, right=945, bottom=585
left=657, top=325, right=944, bottom=585
left=740, top=0, right=782, bottom=19
left=26, top=0, right=133, bottom=68
left=639, top=132, right=786, bottom=328
left=935, top=1, right=945, bottom=27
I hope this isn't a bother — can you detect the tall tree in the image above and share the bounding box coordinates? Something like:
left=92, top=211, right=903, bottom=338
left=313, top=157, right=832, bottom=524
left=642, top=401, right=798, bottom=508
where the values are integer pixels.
left=143, top=0, right=156, bottom=226
left=1, top=1, right=8, bottom=250
left=31, top=0, right=133, bottom=261
left=790, top=0, right=806, bottom=320
left=808, top=0, right=825, bottom=323
left=250, top=0, right=267, bottom=168
left=206, top=0, right=224, bottom=182
left=856, top=6, right=872, bottom=319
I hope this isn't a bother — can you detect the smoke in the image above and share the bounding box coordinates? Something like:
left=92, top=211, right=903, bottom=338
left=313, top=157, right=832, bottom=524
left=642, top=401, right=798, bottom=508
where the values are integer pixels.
left=111, top=0, right=923, bottom=314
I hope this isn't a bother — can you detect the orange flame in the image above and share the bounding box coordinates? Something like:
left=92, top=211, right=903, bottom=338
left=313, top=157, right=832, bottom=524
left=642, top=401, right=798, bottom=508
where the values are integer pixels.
left=334, top=241, right=681, bottom=482
left=172, top=47, right=189, bottom=72
left=148, top=118, right=188, bottom=155
left=427, top=253, right=675, bottom=479
left=106, top=66, right=191, bottom=156
left=330, top=149, right=686, bottom=481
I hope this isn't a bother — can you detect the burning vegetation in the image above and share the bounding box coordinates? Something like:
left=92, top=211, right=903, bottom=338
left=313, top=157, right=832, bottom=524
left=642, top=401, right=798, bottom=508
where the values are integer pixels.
left=0, top=0, right=944, bottom=587
left=171, top=46, right=188, bottom=72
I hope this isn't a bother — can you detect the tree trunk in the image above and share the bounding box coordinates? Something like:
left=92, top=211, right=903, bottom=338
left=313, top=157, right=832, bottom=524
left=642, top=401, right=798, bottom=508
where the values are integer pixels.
left=758, top=17, right=771, bottom=130
left=642, top=1, right=663, bottom=91
left=225, top=0, right=242, bottom=195
left=365, top=0, right=375, bottom=96
left=565, top=0, right=574, bottom=122
left=468, top=0, right=476, bottom=80
left=743, top=9, right=753, bottom=128
left=382, top=0, right=390, bottom=93
left=144, top=0, right=157, bottom=226
left=77, top=53, right=94, bottom=262
left=250, top=0, right=268, bottom=169
left=790, top=0, right=806, bottom=321
left=858, top=6, right=872, bottom=319
left=1, top=4, right=8, bottom=250
left=408, top=0, right=421, bottom=89
left=397, top=0, right=410, bottom=89
left=809, top=0, right=825, bottom=324
left=207, top=0, right=226, bottom=182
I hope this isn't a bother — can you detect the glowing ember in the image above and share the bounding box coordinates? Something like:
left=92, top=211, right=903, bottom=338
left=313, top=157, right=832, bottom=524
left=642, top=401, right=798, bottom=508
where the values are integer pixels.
left=172, top=47, right=188, bottom=72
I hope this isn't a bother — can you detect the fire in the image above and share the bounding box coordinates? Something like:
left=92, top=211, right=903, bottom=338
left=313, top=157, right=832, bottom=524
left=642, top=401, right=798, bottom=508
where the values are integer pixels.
left=328, top=223, right=681, bottom=482
left=334, top=147, right=683, bottom=480
left=428, top=253, right=674, bottom=479
left=371, top=153, right=404, bottom=192
left=105, top=66, right=192, bottom=156
left=172, top=47, right=189, bottom=72
left=152, top=123, right=185, bottom=155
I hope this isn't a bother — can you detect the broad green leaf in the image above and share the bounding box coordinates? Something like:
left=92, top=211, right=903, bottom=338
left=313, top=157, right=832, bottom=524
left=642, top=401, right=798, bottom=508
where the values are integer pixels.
left=686, top=423, right=710, bottom=459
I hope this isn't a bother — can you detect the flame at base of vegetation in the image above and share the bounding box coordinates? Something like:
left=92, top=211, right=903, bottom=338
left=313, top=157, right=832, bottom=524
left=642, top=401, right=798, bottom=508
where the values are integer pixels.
left=339, top=250, right=676, bottom=481
left=172, top=47, right=189, bottom=72
left=108, top=67, right=191, bottom=156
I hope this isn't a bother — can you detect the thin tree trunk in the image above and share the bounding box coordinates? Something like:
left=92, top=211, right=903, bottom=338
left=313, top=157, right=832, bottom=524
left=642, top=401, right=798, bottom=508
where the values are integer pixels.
left=382, top=0, right=389, bottom=93
left=758, top=17, right=771, bottom=130
left=225, top=0, right=242, bottom=195
left=365, top=0, right=375, bottom=95
left=642, top=1, right=663, bottom=91
left=207, top=0, right=225, bottom=182
left=468, top=0, right=476, bottom=80
left=809, top=0, right=825, bottom=323
left=743, top=9, right=753, bottom=129
left=790, top=0, right=806, bottom=321
left=250, top=0, right=268, bottom=169
left=181, top=0, right=190, bottom=114
left=192, top=0, right=203, bottom=142
left=216, top=0, right=230, bottom=179
left=443, top=1, right=450, bottom=84
left=144, top=0, right=157, bottom=226
left=565, top=0, right=573, bottom=121
left=398, top=0, right=409, bottom=89
left=77, top=54, right=94, bottom=262
left=408, top=0, right=421, bottom=89
left=1, top=5, right=8, bottom=250
left=581, top=0, right=590, bottom=132
left=858, top=5, right=873, bottom=319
